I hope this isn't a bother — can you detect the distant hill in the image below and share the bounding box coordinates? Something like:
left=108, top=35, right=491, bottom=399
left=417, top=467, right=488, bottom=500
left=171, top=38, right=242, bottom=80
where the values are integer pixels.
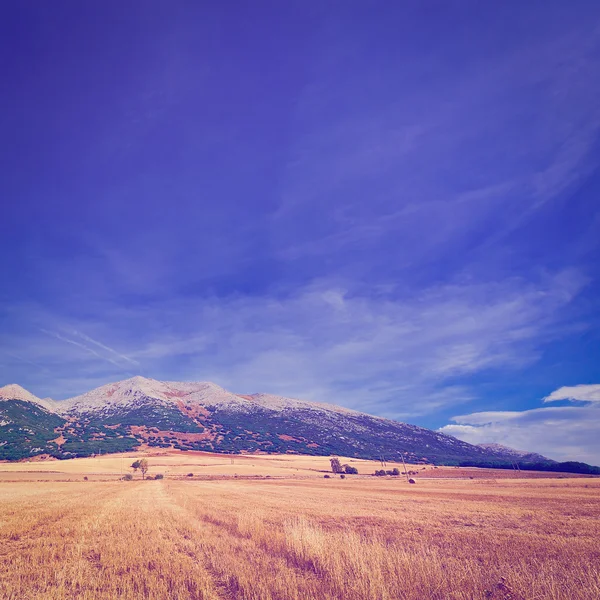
left=1, top=378, right=598, bottom=474
left=477, top=442, right=550, bottom=463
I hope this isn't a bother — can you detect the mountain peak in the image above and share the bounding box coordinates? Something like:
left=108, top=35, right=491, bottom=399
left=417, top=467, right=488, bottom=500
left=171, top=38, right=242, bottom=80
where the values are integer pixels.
left=123, top=375, right=154, bottom=385
left=1, top=383, right=39, bottom=401
left=0, top=384, right=54, bottom=409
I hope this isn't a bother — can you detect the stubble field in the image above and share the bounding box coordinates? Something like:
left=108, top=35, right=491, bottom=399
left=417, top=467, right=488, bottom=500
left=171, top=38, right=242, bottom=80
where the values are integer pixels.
left=1, top=452, right=599, bottom=600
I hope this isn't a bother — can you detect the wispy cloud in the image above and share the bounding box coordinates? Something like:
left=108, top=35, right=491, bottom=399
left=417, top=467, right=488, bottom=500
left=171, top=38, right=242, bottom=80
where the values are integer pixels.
left=1, top=351, right=46, bottom=372
left=5, top=269, right=586, bottom=413
left=72, top=330, right=140, bottom=367
left=39, top=329, right=135, bottom=376
left=272, top=19, right=600, bottom=273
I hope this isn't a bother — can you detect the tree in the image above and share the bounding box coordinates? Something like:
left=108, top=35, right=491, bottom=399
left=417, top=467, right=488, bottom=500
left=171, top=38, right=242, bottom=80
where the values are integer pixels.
left=130, top=460, right=141, bottom=476
left=138, top=458, right=149, bottom=480
left=330, top=458, right=343, bottom=473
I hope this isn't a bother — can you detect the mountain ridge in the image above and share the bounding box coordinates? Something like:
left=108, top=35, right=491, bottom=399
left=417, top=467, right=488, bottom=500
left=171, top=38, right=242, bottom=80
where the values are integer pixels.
left=477, top=443, right=549, bottom=463
left=55, top=376, right=364, bottom=418
left=1, top=377, right=598, bottom=475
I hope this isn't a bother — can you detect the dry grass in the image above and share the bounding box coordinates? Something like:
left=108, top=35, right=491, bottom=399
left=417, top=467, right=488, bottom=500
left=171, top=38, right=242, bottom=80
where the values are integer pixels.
left=1, top=467, right=599, bottom=599
left=0, top=449, right=583, bottom=481
left=0, top=450, right=408, bottom=479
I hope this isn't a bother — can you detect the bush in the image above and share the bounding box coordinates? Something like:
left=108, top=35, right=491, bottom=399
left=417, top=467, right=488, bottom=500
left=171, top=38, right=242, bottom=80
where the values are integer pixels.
left=324, top=474, right=330, bottom=479
left=391, top=468, right=400, bottom=476
left=374, top=469, right=386, bottom=476
left=187, top=473, right=194, bottom=477
left=155, top=473, right=164, bottom=480
left=340, top=474, right=345, bottom=479
left=83, top=476, right=88, bottom=481
left=123, top=473, right=133, bottom=481
left=145, top=475, right=155, bottom=480
left=344, top=465, right=358, bottom=475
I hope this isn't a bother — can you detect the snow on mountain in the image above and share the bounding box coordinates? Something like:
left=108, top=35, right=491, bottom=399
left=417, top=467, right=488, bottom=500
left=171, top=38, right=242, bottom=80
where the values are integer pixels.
left=0, top=384, right=56, bottom=411
left=247, top=392, right=366, bottom=416
left=56, top=376, right=369, bottom=417
left=57, top=377, right=260, bottom=414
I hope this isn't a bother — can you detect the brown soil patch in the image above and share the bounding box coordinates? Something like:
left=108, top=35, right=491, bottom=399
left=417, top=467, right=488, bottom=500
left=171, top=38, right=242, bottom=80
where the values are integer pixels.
left=176, top=400, right=211, bottom=419
left=51, top=434, right=66, bottom=446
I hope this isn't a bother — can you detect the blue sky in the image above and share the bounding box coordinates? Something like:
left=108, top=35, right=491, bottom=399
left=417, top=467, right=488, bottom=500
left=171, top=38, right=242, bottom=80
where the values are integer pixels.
left=1, top=2, right=600, bottom=462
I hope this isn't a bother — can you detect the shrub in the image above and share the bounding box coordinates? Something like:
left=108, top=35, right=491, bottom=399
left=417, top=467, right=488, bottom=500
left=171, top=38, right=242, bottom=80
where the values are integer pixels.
left=324, top=474, right=330, bottom=479
left=344, top=465, right=358, bottom=475
left=83, top=476, right=88, bottom=481
left=187, top=473, right=194, bottom=477
left=408, top=478, right=416, bottom=484
left=374, top=470, right=386, bottom=476
left=340, top=474, right=345, bottom=479
left=391, top=468, right=400, bottom=476
left=146, top=475, right=155, bottom=480
left=155, top=473, right=164, bottom=480
left=123, top=473, right=133, bottom=481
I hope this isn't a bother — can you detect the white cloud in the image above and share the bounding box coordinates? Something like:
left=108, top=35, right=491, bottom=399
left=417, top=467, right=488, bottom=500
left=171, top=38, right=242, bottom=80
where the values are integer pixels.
left=440, top=387, right=600, bottom=464
left=543, top=384, right=600, bottom=403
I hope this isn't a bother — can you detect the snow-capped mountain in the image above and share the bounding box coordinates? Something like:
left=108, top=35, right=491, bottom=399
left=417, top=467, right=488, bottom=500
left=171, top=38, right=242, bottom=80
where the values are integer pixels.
left=0, top=384, right=56, bottom=411
left=58, top=377, right=238, bottom=413
left=57, top=376, right=363, bottom=417
left=1, top=377, right=591, bottom=474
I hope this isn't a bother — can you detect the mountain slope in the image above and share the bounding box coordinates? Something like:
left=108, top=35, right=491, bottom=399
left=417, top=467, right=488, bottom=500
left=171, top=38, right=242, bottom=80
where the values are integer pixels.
left=477, top=443, right=550, bottom=463
left=1, top=377, right=598, bottom=473
left=0, top=399, right=66, bottom=461
left=51, top=376, right=492, bottom=462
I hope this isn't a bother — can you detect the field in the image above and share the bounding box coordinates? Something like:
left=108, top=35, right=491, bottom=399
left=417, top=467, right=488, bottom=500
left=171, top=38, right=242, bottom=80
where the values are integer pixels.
left=1, top=452, right=599, bottom=599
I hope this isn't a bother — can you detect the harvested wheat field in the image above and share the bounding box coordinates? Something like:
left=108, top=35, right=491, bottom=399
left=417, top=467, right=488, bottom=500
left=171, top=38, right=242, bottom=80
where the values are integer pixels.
left=0, top=449, right=585, bottom=481
left=1, top=457, right=599, bottom=600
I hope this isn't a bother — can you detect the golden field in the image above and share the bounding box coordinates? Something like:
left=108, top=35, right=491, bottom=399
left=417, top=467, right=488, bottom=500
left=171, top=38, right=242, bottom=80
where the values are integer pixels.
left=1, top=452, right=599, bottom=600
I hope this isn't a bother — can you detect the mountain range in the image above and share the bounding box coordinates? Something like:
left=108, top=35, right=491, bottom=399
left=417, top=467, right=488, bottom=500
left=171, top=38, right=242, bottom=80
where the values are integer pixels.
left=1, top=377, right=598, bottom=474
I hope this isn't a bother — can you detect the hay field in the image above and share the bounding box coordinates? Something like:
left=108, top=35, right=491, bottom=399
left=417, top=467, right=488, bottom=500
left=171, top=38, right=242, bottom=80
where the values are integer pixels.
left=0, top=450, right=388, bottom=479
left=0, top=449, right=581, bottom=481
left=1, top=457, right=599, bottom=600
left=0, top=450, right=434, bottom=482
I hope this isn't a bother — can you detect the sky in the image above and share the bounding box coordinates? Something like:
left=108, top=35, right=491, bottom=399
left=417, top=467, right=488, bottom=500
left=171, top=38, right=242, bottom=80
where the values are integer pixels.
left=1, top=2, right=600, bottom=463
